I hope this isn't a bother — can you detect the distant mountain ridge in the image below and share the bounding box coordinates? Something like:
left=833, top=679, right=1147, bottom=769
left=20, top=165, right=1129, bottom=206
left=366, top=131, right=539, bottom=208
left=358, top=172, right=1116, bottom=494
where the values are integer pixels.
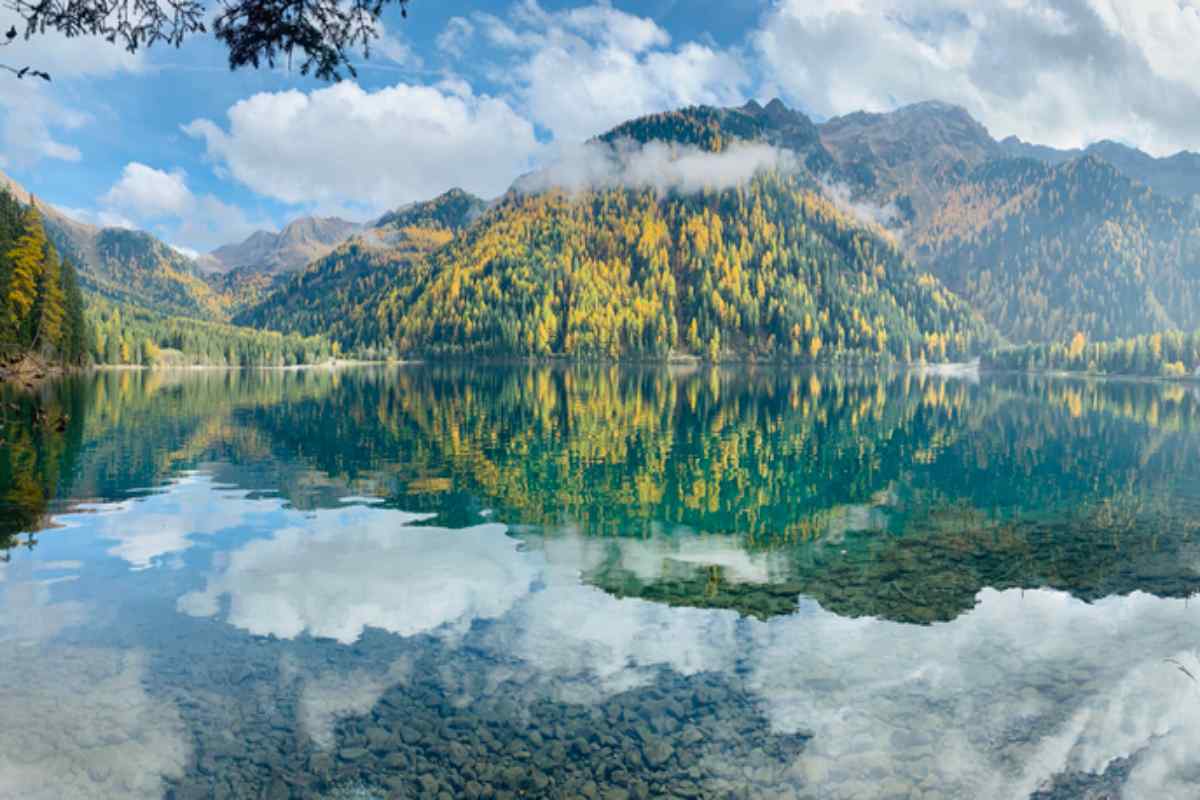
left=207, top=216, right=361, bottom=275
left=999, top=136, right=1200, bottom=202
left=817, top=101, right=1003, bottom=222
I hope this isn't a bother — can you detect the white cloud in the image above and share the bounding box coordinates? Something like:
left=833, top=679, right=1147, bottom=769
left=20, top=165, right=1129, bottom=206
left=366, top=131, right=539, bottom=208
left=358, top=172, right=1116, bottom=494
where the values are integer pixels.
left=98, top=163, right=267, bottom=251
left=0, top=8, right=144, bottom=168
left=436, top=17, right=476, bottom=57
left=469, top=0, right=751, bottom=144
left=517, top=138, right=795, bottom=194
left=0, top=8, right=144, bottom=79
left=363, top=18, right=423, bottom=68
left=183, top=81, right=541, bottom=212
left=0, top=80, right=87, bottom=168
left=103, top=163, right=193, bottom=218
left=754, top=0, right=1200, bottom=156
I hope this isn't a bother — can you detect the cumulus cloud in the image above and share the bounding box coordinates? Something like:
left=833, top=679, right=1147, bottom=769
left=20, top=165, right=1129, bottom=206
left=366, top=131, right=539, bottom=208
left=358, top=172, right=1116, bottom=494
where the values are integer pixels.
left=97, top=163, right=268, bottom=251
left=467, top=0, right=752, bottom=144
left=516, top=139, right=794, bottom=194
left=183, top=81, right=541, bottom=213
left=103, top=163, right=193, bottom=218
left=754, top=0, right=1200, bottom=156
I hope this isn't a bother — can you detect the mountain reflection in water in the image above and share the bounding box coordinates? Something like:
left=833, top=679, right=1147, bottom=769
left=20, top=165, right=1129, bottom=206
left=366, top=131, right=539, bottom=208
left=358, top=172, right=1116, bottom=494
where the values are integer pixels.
left=1, top=365, right=1199, bottom=799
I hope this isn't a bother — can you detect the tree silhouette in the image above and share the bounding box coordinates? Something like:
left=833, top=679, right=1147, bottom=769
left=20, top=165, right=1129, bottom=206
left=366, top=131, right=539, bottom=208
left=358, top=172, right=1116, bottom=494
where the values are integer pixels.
left=1, top=0, right=409, bottom=80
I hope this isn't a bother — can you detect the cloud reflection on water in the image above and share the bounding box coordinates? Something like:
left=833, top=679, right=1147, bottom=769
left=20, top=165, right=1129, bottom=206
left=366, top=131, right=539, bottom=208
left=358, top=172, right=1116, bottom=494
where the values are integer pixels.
left=157, top=479, right=1200, bottom=798
left=0, top=560, right=189, bottom=800
left=11, top=474, right=1200, bottom=798
left=177, top=502, right=538, bottom=644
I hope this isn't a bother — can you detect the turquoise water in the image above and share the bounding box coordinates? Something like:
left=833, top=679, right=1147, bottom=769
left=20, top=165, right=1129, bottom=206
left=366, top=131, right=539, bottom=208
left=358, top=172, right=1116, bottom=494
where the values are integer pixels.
left=2, top=366, right=1200, bottom=799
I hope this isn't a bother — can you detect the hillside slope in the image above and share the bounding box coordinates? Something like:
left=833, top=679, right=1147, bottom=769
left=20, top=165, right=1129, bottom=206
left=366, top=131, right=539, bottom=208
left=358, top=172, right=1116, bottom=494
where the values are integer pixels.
left=234, top=190, right=485, bottom=352
left=1, top=169, right=224, bottom=321
left=913, top=157, right=1200, bottom=343
left=380, top=172, right=994, bottom=361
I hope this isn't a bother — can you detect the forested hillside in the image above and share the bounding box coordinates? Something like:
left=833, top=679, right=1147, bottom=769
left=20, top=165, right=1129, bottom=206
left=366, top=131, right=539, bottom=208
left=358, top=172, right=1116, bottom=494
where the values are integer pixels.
left=913, top=157, right=1200, bottom=343
left=235, top=190, right=485, bottom=354
left=235, top=99, right=1200, bottom=361
left=0, top=190, right=90, bottom=365
left=87, top=299, right=336, bottom=367
left=0, top=184, right=339, bottom=371
left=381, top=172, right=993, bottom=361
left=984, top=329, right=1200, bottom=378
left=81, top=228, right=227, bottom=319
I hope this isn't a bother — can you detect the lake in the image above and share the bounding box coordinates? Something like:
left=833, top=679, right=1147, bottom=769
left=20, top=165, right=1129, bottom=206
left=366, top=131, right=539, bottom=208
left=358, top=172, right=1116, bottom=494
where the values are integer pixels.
left=2, top=365, right=1200, bottom=800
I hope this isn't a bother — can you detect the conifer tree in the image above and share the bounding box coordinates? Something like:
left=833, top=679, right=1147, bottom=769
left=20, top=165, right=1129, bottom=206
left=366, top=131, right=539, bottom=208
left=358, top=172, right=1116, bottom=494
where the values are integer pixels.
left=5, top=206, right=46, bottom=341
left=61, top=258, right=88, bottom=365
left=33, top=240, right=66, bottom=355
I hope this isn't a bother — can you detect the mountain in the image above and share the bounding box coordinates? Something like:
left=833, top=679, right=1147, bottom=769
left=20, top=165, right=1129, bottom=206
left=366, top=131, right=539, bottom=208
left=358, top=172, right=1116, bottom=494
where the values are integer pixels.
left=208, top=216, right=360, bottom=275
left=371, top=187, right=486, bottom=233
left=2, top=169, right=225, bottom=321
left=19, top=97, right=1200, bottom=363
left=799, top=102, right=1200, bottom=343
left=600, top=97, right=840, bottom=177
left=911, top=156, right=1200, bottom=343
left=1000, top=136, right=1200, bottom=202
left=237, top=138, right=994, bottom=362
left=82, top=228, right=228, bottom=319
left=387, top=176, right=993, bottom=361
left=234, top=190, right=485, bottom=352
left=818, top=101, right=1003, bottom=223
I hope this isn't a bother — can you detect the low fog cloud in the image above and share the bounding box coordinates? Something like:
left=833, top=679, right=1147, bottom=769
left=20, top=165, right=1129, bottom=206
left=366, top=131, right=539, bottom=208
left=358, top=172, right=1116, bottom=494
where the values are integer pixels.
left=516, top=138, right=796, bottom=195
left=818, top=177, right=903, bottom=236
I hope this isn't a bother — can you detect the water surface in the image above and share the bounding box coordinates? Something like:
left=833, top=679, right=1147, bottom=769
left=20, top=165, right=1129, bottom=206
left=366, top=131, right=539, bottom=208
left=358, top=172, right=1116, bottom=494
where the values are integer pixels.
left=2, top=366, right=1200, bottom=799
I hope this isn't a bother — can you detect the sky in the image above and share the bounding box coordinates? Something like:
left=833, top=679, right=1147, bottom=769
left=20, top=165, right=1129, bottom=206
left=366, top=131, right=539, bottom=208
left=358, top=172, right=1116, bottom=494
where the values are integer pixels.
left=3, top=0, right=1200, bottom=253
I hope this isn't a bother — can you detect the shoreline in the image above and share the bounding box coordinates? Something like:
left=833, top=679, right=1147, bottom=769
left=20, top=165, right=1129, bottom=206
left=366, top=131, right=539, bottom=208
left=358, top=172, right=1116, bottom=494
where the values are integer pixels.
left=7, top=355, right=1199, bottom=388
left=980, top=366, right=1200, bottom=387
left=89, top=359, right=402, bottom=372
left=1, top=358, right=410, bottom=388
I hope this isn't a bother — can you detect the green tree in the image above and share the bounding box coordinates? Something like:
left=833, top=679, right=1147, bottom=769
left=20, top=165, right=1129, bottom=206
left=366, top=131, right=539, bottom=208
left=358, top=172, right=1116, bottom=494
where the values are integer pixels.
left=4, top=205, right=46, bottom=340
left=33, top=241, right=65, bottom=354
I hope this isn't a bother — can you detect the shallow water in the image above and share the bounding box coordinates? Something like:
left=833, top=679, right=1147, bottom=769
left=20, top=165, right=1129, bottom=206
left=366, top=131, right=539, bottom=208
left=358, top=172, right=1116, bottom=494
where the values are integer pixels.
left=2, top=366, right=1200, bottom=799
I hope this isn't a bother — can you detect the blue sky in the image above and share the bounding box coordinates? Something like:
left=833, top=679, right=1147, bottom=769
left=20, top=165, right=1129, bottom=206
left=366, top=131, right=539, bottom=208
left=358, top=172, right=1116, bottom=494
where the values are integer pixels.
left=3, top=0, right=1200, bottom=253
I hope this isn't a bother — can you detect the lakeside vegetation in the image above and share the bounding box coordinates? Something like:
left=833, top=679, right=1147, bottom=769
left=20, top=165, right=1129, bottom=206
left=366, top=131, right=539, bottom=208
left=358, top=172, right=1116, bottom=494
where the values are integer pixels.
left=87, top=298, right=339, bottom=367
left=984, top=329, right=1200, bottom=379
left=0, top=190, right=90, bottom=366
